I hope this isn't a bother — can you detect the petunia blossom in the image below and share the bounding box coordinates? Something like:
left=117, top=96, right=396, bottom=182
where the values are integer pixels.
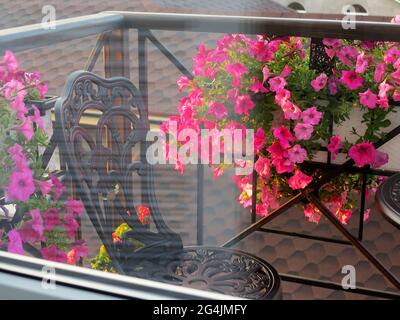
left=208, top=102, right=228, bottom=119
left=287, top=144, right=307, bottom=163
left=6, top=168, right=35, bottom=202
left=226, top=62, right=248, bottom=86
left=254, top=128, right=266, bottom=153
left=15, top=116, right=34, bottom=141
left=234, top=95, right=255, bottom=116
left=374, top=63, right=386, bottom=83
left=268, top=76, right=287, bottom=92
left=43, top=208, right=59, bottom=231
left=7, top=229, right=24, bottom=255
left=40, top=245, right=68, bottom=263
left=65, top=198, right=84, bottom=217
left=356, top=52, right=369, bottom=74
left=359, top=89, right=377, bottom=109
left=250, top=78, right=268, bottom=93
left=273, top=126, right=294, bottom=148
left=63, top=213, right=79, bottom=239
left=327, top=135, right=344, bottom=159
left=372, top=150, right=389, bottom=168
left=348, top=142, right=376, bottom=167
left=50, top=175, right=66, bottom=201
left=311, top=73, right=328, bottom=92
left=339, top=70, right=363, bottom=90
left=303, top=204, right=321, bottom=224
left=288, top=170, right=313, bottom=190
left=7, top=143, right=28, bottom=170
left=301, top=106, right=322, bottom=125
left=254, top=156, right=270, bottom=179
left=294, top=123, right=314, bottom=141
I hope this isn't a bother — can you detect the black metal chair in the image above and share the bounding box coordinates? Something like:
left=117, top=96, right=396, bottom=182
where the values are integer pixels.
left=376, top=174, right=400, bottom=229
left=54, top=71, right=281, bottom=299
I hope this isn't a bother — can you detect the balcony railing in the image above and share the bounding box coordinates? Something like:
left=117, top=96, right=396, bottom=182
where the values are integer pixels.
left=1, top=11, right=400, bottom=299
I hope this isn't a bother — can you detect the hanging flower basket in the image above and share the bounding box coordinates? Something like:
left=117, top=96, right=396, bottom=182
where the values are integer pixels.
left=162, top=17, right=400, bottom=226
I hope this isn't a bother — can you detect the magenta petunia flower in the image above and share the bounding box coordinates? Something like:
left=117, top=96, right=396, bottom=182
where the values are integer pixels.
left=234, top=94, right=255, bottom=116
left=31, top=105, right=44, bottom=130
left=38, top=179, right=53, bottom=196
left=359, top=89, right=377, bottom=109
left=327, top=135, right=344, bottom=159
left=6, top=168, right=35, bottom=202
left=303, top=204, right=321, bottom=224
left=322, top=38, right=341, bottom=48
left=328, top=76, right=339, bottom=95
left=339, top=70, right=363, bottom=90
left=254, top=156, right=270, bottom=179
left=287, top=144, right=307, bottom=164
left=268, top=76, right=287, bottom=92
left=267, top=141, right=287, bottom=160
left=294, top=123, right=314, bottom=141
left=7, top=229, right=24, bottom=255
left=10, top=95, right=28, bottom=119
left=311, top=73, right=327, bottom=92
left=226, top=62, right=248, bottom=86
left=15, top=116, right=34, bottom=141
left=348, top=142, right=376, bottom=167
left=288, top=170, right=313, bottom=190
left=67, top=242, right=89, bottom=265
left=281, top=100, right=301, bottom=120
left=40, top=245, right=68, bottom=263
left=208, top=102, right=228, bottom=119
left=374, top=63, right=386, bottom=83
left=254, top=128, right=266, bottom=153
left=372, top=150, right=389, bottom=169
left=4, top=79, right=26, bottom=99
left=356, top=52, right=369, bottom=74
left=43, top=208, right=59, bottom=231
left=250, top=78, right=268, bottom=93
left=3, top=50, right=18, bottom=73
left=50, top=175, right=66, bottom=201
left=280, top=65, right=292, bottom=78
left=65, top=198, right=84, bottom=217
left=336, top=46, right=358, bottom=66
left=272, top=157, right=294, bottom=174
left=30, top=209, right=44, bottom=238
left=273, top=126, right=294, bottom=148
left=177, top=76, right=190, bottom=91
left=63, top=213, right=79, bottom=239
left=7, top=143, right=28, bottom=170
left=262, top=66, right=270, bottom=83
left=301, top=106, right=322, bottom=125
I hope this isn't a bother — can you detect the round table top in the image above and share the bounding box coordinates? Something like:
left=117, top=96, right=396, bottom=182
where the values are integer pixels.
left=376, top=173, right=400, bottom=229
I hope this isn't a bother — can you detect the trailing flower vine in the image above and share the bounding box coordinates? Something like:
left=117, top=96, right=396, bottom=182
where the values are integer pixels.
left=0, top=50, right=87, bottom=264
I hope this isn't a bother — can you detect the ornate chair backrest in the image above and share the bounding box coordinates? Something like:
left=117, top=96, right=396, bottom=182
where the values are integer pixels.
left=55, top=71, right=182, bottom=273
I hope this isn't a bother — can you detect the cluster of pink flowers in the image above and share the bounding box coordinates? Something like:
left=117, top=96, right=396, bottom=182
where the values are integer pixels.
left=164, top=21, right=400, bottom=224
left=0, top=51, right=87, bottom=264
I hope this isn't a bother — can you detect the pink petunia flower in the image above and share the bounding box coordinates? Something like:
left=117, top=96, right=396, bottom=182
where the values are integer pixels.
left=327, top=135, right=344, bottom=159
left=7, top=229, right=24, bottom=255
left=372, top=150, right=389, bottom=168
left=30, top=209, right=44, bottom=238
left=281, top=100, right=301, bottom=120
left=338, top=209, right=353, bottom=225
left=339, top=70, right=363, bottom=90
left=280, top=65, right=292, bottom=78
left=288, top=170, right=313, bottom=190
left=254, top=156, right=270, bottom=179
left=393, top=91, right=400, bottom=101
left=50, top=175, right=66, bottom=201
left=6, top=168, right=35, bottom=202
left=301, top=106, right=322, bottom=125
left=384, top=47, right=400, bottom=65
left=356, top=52, right=369, bottom=74
left=67, top=242, right=89, bottom=265
left=275, top=88, right=291, bottom=106
left=10, top=95, right=28, bottom=119
left=272, top=157, right=294, bottom=174
left=328, top=76, right=339, bottom=95
left=226, top=62, right=248, bottom=86
left=208, top=102, right=228, bottom=119
left=374, top=63, right=386, bottom=83
left=250, top=78, right=268, bottom=93
left=273, top=127, right=294, bottom=148
left=177, top=76, right=190, bottom=91
left=359, top=89, right=377, bottom=109
left=40, top=245, right=68, bottom=263
left=15, top=116, right=34, bottom=141
left=311, top=73, right=328, bottom=92
left=303, top=204, right=321, bottom=224
left=4, top=79, right=26, bottom=99
left=336, top=46, right=358, bottom=66
left=63, top=213, right=79, bottom=240
left=234, top=95, right=255, bottom=116
left=65, top=198, right=84, bottom=217
left=31, top=105, right=44, bottom=130
left=287, top=144, right=307, bottom=164
left=7, top=143, right=28, bottom=170
left=262, top=66, right=271, bottom=83
left=43, top=208, right=59, bottom=231
left=38, top=179, right=53, bottom=196
left=348, top=142, right=376, bottom=167
left=294, top=123, right=314, bottom=141
left=3, top=50, right=18, bottom=73
left=254, top=128, right=266, bottom=153
left=378, top=81, right=394, bottom=99
left=268, top=76, right=287, bottom=92
left=322, top=38, right=341, bottom=48
left=267, top=141, right=287, bottom=160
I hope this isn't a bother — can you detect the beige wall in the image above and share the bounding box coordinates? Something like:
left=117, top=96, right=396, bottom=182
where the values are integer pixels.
left=275, top=0, right=400, bottom=16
